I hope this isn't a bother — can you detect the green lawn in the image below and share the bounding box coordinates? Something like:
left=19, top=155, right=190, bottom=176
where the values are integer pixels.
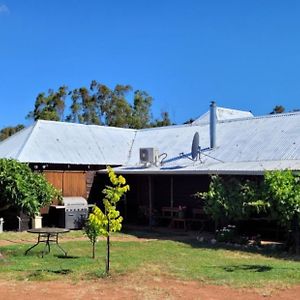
left=1, top=230, right=300, bottom=287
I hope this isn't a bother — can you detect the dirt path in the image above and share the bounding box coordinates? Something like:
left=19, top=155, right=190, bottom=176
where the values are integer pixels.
left=0, top=275, right=299, bottom=300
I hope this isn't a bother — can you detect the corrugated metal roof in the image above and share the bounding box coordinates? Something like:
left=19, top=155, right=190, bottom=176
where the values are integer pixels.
left=192, top=107, right=254, bottom=125
left=1, top=109, right=300, bottom=174
left=125, top=112, right=300, bottom=166
left=0, top=120, right=136, bottom=165
left=0, top=125, right=34, bottom=159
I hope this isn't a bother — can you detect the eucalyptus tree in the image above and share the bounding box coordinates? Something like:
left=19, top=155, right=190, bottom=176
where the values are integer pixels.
left=0, top=124, right=24, bottom=141
left=129, top=90, right=153, bottom=129
left=27, top=86, right=68, bottom=121
left=151, top=111, right=172, bottom=127
left=27, top=80, right=172, bottom=129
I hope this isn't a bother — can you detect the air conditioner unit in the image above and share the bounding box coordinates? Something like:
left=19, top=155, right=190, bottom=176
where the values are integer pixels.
left=140, top=148, right=159, bottom=165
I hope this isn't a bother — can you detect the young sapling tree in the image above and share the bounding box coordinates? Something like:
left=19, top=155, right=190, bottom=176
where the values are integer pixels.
left=86, top=166, right=129, bottom=273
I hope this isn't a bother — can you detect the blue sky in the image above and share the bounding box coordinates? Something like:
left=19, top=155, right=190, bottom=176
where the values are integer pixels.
left=1, top=0, right=300, bottom=128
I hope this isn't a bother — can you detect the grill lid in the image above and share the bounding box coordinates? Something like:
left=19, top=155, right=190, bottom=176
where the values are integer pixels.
left=62, top=197, right=88, bottom=207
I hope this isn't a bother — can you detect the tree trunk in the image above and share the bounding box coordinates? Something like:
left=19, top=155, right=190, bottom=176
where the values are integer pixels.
left=294, top=214, right=299, bottom=255
left=106, top=235, right=110, bottom=274
left=105, top=221, right=110, bottom=274
left=92, top=241, right=95, bottom=259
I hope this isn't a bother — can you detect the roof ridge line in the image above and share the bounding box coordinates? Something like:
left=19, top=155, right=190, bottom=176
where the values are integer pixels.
left=218, top=110, right=300, bottom=124
left=14, top=122, right=38, bottom=160
left=36, top=119, right=136, bottom=132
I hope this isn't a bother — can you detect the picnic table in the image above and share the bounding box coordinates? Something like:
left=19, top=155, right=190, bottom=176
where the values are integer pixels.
left=25, top=227, right=70, bottom=257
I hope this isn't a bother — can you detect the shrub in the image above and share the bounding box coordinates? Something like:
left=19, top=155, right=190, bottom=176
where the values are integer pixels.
left=0, top=158, right=61, bottom=217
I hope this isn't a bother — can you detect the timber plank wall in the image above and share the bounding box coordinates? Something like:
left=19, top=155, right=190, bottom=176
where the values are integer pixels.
left=44, top=171, right=97, bottom=200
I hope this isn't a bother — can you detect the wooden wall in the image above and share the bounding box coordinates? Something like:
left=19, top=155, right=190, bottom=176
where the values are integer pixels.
left=44, top=171, right=87, bottom=198
left=41, top=171, right=92, bottom=215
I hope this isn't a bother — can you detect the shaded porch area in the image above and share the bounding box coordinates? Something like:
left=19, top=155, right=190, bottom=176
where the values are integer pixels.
left=92, top=173, right=211, bottom=231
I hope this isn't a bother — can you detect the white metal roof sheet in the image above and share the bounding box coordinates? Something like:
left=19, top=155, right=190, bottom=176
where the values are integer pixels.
left=0, top=120, right=136, bottom=165
left=192, top=107, right=254, bottom=125
left=1, top=109, right=300, bottom=174
left=0, top=125, right=35, bottom=159
left=126, top=112, right=300, bottom=167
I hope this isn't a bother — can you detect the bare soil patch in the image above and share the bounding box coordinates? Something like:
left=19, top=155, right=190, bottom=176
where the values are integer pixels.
left=0, top=274, right=299, bottom=300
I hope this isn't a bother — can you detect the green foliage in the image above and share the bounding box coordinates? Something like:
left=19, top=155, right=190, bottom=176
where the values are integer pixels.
left=84, top=215, right=102, bottom=244
left=27, top=86, right=68, bottom=121
left=198, top=170, right=300, bottom=237
left=27, top=80, right=171, bottom=129
left=0, top=124, right=25, bottom=141
left=196, top=175, right=226, bottom=223
left=264, top=170, right=300, bottom=227
left=151, top=111, right=172, bottom=127
left=0, top=158, right=61, bottom=216
left=197, top=175, right=266, bottom=226
left=88, top=167, right=129, bottom=238
left=84, top=214, right=102, bottom=259
left=130, top=90, right=153, bottom=129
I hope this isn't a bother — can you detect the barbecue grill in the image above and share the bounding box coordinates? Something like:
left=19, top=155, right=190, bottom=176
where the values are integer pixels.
left=50, top=197, right=91, bottom=229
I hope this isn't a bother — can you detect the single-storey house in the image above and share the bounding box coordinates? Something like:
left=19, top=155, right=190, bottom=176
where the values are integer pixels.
left=1, top=102, right=300, bottom=231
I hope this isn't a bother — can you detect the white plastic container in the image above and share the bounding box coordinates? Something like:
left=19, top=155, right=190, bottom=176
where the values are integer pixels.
left=32, top=216, right=43, bottom=229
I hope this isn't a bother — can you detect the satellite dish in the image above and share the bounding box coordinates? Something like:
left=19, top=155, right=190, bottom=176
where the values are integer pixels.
left=191, top=132, right=200, bottom=160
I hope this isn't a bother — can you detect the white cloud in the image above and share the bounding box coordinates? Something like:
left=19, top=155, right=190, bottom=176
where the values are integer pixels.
left=0, top=4, right=9, bottom=14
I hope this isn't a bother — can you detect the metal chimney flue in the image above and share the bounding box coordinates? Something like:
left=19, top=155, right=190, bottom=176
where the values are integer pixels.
left=210, top=101, right=217, bottom=148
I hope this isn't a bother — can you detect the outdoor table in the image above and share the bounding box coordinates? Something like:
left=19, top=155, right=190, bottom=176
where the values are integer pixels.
left=161, top=206, right=180, bottom=218
left=25, top=227, right=70, bottom=257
